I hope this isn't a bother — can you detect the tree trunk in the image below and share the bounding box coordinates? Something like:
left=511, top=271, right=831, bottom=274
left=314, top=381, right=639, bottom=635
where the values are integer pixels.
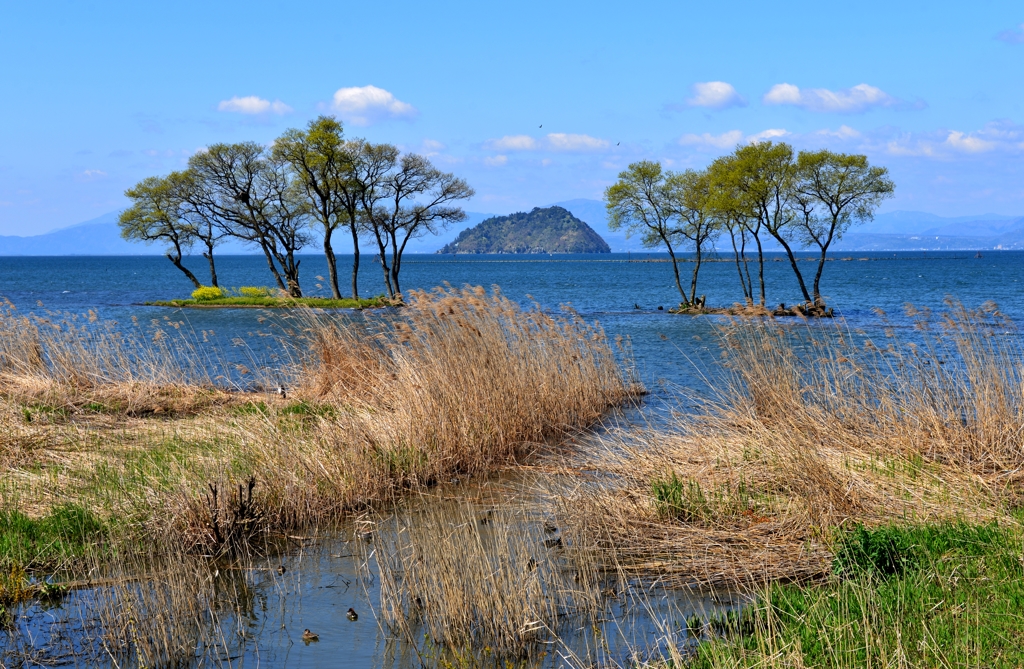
left=167, top=252, right=202, bottom=289
left=349, top=223, right=360, bottom=302
left=323, top=229, right=341, bottom=300
left=689, top=246, right=703, bottom=306
left=770, top=232, right=812, bottom=305
left=389, top=230, right=403, bottom=300
left=372, top=232, right=394, bottom=299
left=664, top=238, right=689, bottom=307
left=259, top=241, right=288, bottom=292
left=283, top=254, right=302, bottom=298
left=812, top=246, right=828, bottom=306
left=203, top=240, right=218, bottom=287
left=753, top=234, right=766, bottom=306
left=729, top=229, right=749, bottom=301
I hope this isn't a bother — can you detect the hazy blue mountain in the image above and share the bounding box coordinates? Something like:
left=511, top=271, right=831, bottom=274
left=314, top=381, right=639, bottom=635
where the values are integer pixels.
left=6, top=204, right=1024, bottom=255
left=0, top=212, right=139, bottom=255
left=860, top=211, right=1020, bottom=235
left=0, top=211, right=495, bottom=256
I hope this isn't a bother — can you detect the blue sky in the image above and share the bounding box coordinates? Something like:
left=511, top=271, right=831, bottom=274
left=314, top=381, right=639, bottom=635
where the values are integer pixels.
left=1, top=0, right=1023, bottom=235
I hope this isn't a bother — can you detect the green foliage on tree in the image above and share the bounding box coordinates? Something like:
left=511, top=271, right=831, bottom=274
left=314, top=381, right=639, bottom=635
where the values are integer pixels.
left=121, top=122, right=474, bottom=302
left=606, top=143, right=894, bottom=312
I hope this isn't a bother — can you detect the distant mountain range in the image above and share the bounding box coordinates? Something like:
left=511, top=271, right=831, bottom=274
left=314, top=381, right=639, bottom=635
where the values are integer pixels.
left=2, top=202, right=1024, bottom=255
left=439, top=206, right=610, bottom=254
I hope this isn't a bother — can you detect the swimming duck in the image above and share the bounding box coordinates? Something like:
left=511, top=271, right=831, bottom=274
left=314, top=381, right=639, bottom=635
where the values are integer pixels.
left=347, top=607, right=359, bottom=621
left=302, top=629, right=319, bottom=642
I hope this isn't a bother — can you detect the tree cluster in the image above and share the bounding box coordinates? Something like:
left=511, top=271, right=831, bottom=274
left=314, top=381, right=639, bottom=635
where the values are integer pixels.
left=119, top=116, right=475, bottom=301
left=605, top=141, right=895, bottom=310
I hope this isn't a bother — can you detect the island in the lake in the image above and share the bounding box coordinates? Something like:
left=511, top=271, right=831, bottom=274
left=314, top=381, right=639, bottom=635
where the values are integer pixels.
left=438, top=206, right=611, bottom=254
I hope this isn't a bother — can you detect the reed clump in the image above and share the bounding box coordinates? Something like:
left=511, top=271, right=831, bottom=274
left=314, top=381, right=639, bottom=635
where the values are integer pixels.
left=556, top=300, right=1021, bottom=589
left=0, top=285, right=633, bottom=562
left=367, top=495, right=603, bottom=657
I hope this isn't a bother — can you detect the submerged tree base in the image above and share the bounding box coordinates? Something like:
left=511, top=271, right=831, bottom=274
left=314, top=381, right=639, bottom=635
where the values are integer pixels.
left=668, top=301, right=835, bottom=318
left=145, top=295, right=393, bottom=309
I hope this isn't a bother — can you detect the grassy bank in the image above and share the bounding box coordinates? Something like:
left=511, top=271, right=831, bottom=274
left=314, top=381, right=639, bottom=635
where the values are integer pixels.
left=146, top=295, right=391, bottom=308
left=687, top=520, right=1024, bottom=667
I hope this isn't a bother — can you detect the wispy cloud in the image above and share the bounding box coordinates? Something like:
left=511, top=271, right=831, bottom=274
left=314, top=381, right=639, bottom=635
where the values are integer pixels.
left=419, top=139, right=445, bottom=157
left=944, top=131, right=997, bottom=153
left=218, top=96, right=293, bottom=115
left=76, top=169, right=108, bottom=182
left=483, top=133, right=609, bottom=152
left=763, top=83, right=897, bottom=113
left=815, top=125, right=861, bottom=140
left=329, top=85, right=417, bottom=126
left=545, top=133, right=608, bottom=151
left=997, top=24, right=1024, bottom=44
left=872, top=121, right=1024, bottom=158
left=484, top=155, right=508, bottom=166
left=687, top=81, right=745, bottom=109
left=679, top=128, right=788, bottom=149
left=485, top=135, right=537, bottom=151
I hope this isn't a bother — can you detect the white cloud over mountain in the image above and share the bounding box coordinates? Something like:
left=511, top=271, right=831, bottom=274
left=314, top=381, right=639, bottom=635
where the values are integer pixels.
left=763, top=83, right=896, bottom=113
left=329, top=86, right=417, bottom=126
left=873, top=121, right=1024, bottom=158
left=687, top=81, right=745, bottom=109
left=218, top=96, right=293, bottom=115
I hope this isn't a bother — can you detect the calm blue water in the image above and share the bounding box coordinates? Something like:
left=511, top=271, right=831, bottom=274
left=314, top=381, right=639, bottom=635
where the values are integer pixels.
left=1, top=251, right=1022, bottom=393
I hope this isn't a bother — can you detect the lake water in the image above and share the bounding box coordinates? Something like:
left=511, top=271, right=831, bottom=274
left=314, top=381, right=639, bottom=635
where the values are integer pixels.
left=1, top=251, right=1021, bottom=667
left=2, top=250, right=1022, bottom=395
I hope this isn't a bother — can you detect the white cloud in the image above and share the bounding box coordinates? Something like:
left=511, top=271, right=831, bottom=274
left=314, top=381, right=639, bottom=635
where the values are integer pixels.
left=679, top=130, right=744, bottom=149
left=679, top=128, right=787, bottom=149
left=763, top=83, right=896, bottom=113
left=545, top=133, right=609, bottom=151
left=329, top=85, right=417, bottom=126
left=218, top=96, right=292, bottom=115
left=816, top=125, right=861, bottom=140
left=687, top=81, right=745, bottom=109
left=421, top=139, right=445, bottom=153
left=485, top=135, right=537, bottom=151
left=76, top=169, right=108, bottom=183
left=748, top=128, right=789, bottom=143
left=870, top=121, right=1024, bottom=158
left=997, top=24, right=1024, bottom=44
left=944, top=131, right=997, bottom=153
left=484, top=155, right=508, bottom=166
left=484, top=132, right=609, bottom=153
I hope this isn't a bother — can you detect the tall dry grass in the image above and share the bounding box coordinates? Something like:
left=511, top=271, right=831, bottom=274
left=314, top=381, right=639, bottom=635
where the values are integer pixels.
left=367, top=494, right=603, bottom=657
left=555, top=300, right=1021, bottom=589
left=0, top=284, right=635, bottom=548
left=0, top=299, right=243, bottom=417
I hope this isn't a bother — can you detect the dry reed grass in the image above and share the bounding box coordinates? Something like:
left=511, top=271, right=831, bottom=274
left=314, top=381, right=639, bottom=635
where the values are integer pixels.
left=367, top=494, right=603, bottom=657
left=554, top=300, right=1021, bottom=589
left=0, top=284, right=634, bottom=546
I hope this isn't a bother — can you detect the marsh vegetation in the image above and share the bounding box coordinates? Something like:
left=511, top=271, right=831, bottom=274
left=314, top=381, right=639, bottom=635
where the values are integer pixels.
left=2, top=291, right=1024, bottom=667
